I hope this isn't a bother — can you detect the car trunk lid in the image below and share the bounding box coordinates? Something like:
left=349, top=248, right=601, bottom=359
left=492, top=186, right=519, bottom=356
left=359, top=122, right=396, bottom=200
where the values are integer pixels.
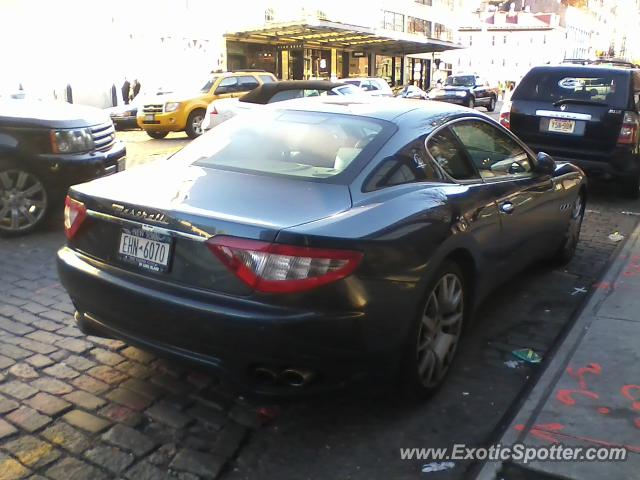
left=510, top=99, right=624, bottom=155
left=69, top=162, right=352, bottom=296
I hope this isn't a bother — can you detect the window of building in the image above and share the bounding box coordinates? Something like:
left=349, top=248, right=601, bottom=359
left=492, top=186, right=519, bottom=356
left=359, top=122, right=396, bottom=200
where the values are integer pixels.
left=264, top=8, right=274, bottom=22
left=492, top=35, right=495, bottom=46
left=469, top=35, right=473, bottom=46
left=383, top=11, right=405, bottom=31
left=415, top=0, right=433, bottom=5
left=408, top=17, right=431, bottom=37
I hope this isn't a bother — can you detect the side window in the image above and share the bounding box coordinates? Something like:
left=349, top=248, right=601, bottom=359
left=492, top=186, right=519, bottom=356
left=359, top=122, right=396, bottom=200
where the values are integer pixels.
left=427, top=128, right=479, bottom=181
left=450, top=120, right=531, bottom=179
left=259, top=75, right=276, bottom=84
left=237, top=76, right=260, bottom=92
left=215, top=77, right=237, bottom=94
left=268, top=90, right=304, bottom=103
left=368, top=80, right=381, bottom=91
left=365, top=141, right=441, bottom=191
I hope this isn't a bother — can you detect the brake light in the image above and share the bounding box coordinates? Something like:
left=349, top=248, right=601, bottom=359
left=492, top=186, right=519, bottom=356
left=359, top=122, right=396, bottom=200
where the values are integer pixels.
left=499, top=101, right=512, bottom=129
left=206, top=236, right=363, bottom=293
left=618, top=111, right=639, bottom=145
left=64, top=196, right=87, bottom=240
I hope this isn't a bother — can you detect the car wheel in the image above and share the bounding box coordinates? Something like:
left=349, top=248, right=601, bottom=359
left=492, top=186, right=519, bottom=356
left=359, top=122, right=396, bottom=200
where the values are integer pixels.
left=467, top=97, right=475, bottom=109
left=185, top=109, right=206, bottom=139
left=147, top=131, right=169, bottom=139
left=401, top=262, right=466, bottom=399
left=552, top=192, right=585, bottom=264
left=0, top=163, right=49, bottom=236
left=621, top=175, right=640, bottom=199
left=486, top=96, right=497, bottom=112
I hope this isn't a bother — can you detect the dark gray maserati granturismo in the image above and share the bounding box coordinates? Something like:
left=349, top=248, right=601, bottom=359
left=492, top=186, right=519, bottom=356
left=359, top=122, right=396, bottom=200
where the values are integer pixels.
left=57, top=97, right=586, bottom=398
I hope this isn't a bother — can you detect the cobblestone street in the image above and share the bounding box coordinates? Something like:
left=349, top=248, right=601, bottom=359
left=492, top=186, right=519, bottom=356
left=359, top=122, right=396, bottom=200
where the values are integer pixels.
left=1, top=132, right=639, bottom=479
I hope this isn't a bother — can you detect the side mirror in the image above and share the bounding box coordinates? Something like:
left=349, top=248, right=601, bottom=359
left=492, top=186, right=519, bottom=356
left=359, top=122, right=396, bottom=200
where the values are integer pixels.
left=535, top=152, right=556, bottom=175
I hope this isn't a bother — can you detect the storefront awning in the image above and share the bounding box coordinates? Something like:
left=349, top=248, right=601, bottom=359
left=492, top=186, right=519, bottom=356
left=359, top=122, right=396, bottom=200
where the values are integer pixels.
left=225, top=19, right=462, bottom=55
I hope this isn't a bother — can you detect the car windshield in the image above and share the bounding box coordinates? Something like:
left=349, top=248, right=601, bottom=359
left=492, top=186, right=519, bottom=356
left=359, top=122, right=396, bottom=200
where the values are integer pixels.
left=445, top=76, right=475, bottom=87
left=513, top=70, right=629, bottom=108
left=200, top=75, right=222, bottom=93
left=172, top=109, right=390, bottom=181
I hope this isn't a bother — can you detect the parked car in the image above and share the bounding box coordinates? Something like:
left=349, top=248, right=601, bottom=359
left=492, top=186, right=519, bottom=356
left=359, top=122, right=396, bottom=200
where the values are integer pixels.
left=339, top=77, right=394, bottom=97
left=105, top=100, right=140, bottom=130
left=394, top=84, right=428, bottom=100
left=57, top=97, right=585, bottom=398
left=137, top=70, right=277, bottom=139
left=0, top=97, right=126, bottom=235
left=202, top=80, right=362, bottom=131
left=500, top=64, right=640, bottom=198
left=428, top=74, right=498, bottom=111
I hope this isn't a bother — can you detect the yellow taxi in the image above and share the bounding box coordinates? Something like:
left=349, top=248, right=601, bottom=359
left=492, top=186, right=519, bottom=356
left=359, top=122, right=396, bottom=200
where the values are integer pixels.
left=137, top=70, right=277, bottom=139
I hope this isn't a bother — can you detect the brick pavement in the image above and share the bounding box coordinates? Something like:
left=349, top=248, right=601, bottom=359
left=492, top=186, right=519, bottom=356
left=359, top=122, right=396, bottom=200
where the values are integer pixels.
left=0, top=229, right=263, bottom=480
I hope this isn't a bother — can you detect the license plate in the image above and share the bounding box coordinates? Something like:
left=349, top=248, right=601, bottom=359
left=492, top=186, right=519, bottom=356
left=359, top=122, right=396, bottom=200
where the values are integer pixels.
left=118, top=229, right=172, bottom=273
left=548, top=118, right=575, bottom=133
left=145, top=114, right=155, bottom=122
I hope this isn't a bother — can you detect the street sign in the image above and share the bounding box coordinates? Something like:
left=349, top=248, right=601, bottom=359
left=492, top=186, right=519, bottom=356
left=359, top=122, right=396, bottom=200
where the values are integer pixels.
left=352, top=51, right=366, bottom=58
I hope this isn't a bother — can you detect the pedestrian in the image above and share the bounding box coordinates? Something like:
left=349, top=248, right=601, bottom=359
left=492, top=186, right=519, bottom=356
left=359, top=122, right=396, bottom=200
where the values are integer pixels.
left=122, top=78, right=131, bottom=105
left=132, top=79, right=141, bottom=100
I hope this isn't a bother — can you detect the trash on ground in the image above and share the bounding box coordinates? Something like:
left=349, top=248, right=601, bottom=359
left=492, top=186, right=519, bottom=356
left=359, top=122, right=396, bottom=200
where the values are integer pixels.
left=422, top=461, right=455, bottom=473
left=608, top=232, right=625, bottom=242
left=621, top=211, right=640, bottom=216
left=585, top=209, right=600, bottom=214
left=512, top=348, right=542, bottom=364
left=504, top=360, right=521, bottom=369
left=462, top=392, right=469, bottom=396
left=571, top=287, right=587, bottom=296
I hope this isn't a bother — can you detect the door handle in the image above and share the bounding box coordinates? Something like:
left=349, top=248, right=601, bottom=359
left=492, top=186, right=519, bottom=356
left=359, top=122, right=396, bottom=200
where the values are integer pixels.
left=500, top=202, right=515, bottom=214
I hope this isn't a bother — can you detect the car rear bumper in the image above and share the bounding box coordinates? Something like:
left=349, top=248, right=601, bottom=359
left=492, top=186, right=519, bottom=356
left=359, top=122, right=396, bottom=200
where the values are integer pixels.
left=57, top=247, right=409, bottom=395
left=528, top=144, right=640, bottom=179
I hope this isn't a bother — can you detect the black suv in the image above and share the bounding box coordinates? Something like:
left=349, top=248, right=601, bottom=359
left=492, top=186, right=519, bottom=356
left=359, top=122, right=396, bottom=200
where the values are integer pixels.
left=501, top=65, right=640, bottom=197
left=0, top=96, right=126, bottom=234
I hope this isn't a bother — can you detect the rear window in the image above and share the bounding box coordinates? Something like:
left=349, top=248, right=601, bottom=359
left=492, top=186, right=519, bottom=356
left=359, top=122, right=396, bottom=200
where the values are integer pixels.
left=513, top=69, right=630, bottom=108
left=177, top=110, right=392, bottom=181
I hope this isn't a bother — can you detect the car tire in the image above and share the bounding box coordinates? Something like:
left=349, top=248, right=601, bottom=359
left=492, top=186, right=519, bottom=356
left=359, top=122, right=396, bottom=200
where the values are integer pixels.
left=621, top=175, right=640, bottom=199
left=486, top=96, right=497, bottom=112
left=400, top=261, right=467, bottom=400
left=552, top=192, right=585, bottom=264
left=185, top=109, right=206, bottom=139
left=0, top=160, right=49, bottom=236
left=147, top=131, right=169, bottom=139
left=467, top=97, right=475, bottom=109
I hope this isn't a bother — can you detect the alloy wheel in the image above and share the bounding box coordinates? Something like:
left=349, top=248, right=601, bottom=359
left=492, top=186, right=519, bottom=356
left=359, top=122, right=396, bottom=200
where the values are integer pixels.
left=0, top=169, right=48, bottom=233
left=192, top=113, right=204, bottom=136
left=416, top=273, right=464, bottom=388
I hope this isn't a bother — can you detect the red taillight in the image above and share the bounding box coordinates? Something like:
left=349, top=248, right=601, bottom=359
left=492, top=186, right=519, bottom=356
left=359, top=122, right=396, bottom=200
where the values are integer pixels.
left=64, top=196, right=87, bottom=240
left=618, top=111, right=639, bottom=145
left=206, top=236, right=363, bottom=294
left=499, top=100, right=511, bottom=129
left=499, top=111, right=510, bottom=129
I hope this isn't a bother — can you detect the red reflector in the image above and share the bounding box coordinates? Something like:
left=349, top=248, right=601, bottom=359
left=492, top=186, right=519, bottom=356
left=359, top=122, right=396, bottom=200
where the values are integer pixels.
left=206, top=236, right=363, bottom=293
left=499, top=111, right=510, bottom=129
left=64, top=196, right=87, bottom=240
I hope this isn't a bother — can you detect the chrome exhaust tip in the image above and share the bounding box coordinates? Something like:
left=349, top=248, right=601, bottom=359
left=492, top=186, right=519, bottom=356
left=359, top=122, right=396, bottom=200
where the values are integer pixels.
left=252, top=366, right=278, bottom=384
left=281, top=368, right=316, bottom=387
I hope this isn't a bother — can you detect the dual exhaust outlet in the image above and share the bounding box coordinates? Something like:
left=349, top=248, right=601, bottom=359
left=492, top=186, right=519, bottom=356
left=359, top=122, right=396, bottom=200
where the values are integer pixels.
left=253, top=366, right=316, bottom=388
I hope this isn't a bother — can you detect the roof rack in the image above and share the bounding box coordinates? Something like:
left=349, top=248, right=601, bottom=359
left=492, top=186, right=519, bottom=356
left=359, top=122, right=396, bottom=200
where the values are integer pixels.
left=560, top=58, right=639, bottom=68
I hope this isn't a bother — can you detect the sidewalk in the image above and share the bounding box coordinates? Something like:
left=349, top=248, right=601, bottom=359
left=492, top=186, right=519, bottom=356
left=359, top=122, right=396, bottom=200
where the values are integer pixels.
left=477, top=223, right=640, bottom=479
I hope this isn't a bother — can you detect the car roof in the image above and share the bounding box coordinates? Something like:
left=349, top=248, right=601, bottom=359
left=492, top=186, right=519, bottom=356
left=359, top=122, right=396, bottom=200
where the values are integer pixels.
left=239, top=80, right=349, bottom=104
left=526, top=64, right=636, bottom=76
left=339, top=77, right=385, bottom=82
left=264, top=96, right=473, bottom=123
